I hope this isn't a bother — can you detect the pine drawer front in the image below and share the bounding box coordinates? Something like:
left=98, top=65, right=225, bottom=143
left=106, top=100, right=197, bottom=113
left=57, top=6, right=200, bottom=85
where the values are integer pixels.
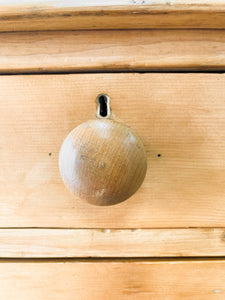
left=0, top=2, right=225, bottom=299
left=0, top=259, right=225, bottom=300
left=1, top=73, right=225, bottom=229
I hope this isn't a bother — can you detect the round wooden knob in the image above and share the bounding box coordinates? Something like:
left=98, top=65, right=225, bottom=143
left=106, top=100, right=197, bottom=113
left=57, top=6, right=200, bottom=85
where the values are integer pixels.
left=59, top=95, right=147, bottom=206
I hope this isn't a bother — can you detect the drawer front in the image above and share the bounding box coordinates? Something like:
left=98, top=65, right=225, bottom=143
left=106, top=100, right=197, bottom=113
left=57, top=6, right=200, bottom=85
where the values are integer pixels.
left=0, top=260, right=225, bottom=300
left=1, top=73, right=225, bottom=228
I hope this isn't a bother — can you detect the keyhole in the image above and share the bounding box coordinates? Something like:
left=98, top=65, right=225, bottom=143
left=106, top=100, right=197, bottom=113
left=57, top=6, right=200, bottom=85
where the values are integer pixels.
left=96, top=94, right=110, bottom=118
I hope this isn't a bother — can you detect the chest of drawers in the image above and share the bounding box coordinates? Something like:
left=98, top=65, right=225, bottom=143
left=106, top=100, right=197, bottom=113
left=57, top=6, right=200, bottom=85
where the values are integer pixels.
left=1, top=1, right=225, bottom=299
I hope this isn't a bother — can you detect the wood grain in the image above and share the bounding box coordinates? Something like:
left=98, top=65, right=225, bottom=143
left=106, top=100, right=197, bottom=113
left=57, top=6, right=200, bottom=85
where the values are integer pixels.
left=0, top=30, right=225, bottom=73
left=1, top=73, right=225, bottom=228
left=0, top=228, right=224, bottom=258
left=0, top=259, right=224, bottom=299
left=59, top=119, right=147, bottom=206
left=0, top=2, right=225, bottom=31
left=1, top=0, right=224, bottom=6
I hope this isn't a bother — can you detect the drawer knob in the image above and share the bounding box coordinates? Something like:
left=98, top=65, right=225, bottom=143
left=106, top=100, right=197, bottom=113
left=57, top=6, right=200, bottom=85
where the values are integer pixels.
left=59, top=94, right=147, bottom=206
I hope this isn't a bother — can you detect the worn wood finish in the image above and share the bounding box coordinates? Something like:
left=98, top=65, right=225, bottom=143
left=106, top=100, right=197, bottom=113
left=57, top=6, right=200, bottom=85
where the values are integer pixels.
left=0, top=30, right=225, bottom=73
left=1, top=0, right=224, bottom=5
left=59, top=119, right=147, bottom=206
left=0, top=259, right=224, bottom=299
left=0, top=228, right=225, bottom=258
left=1, top=73, right=225, bottom=228
left=0, top=2, right=225, bottom=31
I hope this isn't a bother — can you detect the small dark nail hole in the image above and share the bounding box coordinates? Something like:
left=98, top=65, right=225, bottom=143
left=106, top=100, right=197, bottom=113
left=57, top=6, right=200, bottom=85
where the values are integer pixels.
left=49, top=153, right=53, bottom=156
left=98, top=95, right=108, bottom=117
left=157, top=154, right=161, bottom=157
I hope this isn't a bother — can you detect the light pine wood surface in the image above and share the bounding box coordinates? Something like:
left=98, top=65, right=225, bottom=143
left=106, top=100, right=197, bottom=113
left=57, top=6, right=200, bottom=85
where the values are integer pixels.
left=0, top=30, right=225, bottom=73
left=0, top=259, right=224, bottom=299
left=0, top=2, right=224, bottom=297
left=0, top=228, right=224, bottom=258
left=0, top=1, right=225, bottom=31
left=1, top=73, right=225, bottom=228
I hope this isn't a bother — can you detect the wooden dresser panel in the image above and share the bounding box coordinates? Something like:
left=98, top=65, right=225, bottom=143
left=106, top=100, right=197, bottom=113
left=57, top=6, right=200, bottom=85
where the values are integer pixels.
left=0, top=30, right=225, bottom=73
left=0, top=2, right=225, bottom=299
left=1, top=73, right=225, bottom=228
left=0, top=1, right=224, bottom=31
left=0, top=228, right=224, bottom=258
left=0, top=259, right=224, bottom=300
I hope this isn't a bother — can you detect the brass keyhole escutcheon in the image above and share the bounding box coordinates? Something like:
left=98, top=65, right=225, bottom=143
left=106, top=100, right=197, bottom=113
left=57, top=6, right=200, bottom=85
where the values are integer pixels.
left=59, top=94, right=147, bottom=206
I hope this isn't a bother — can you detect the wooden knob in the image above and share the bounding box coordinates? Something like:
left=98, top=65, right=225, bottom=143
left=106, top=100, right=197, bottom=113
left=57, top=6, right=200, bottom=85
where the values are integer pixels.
left=59, top=95, right=147, bottom=206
